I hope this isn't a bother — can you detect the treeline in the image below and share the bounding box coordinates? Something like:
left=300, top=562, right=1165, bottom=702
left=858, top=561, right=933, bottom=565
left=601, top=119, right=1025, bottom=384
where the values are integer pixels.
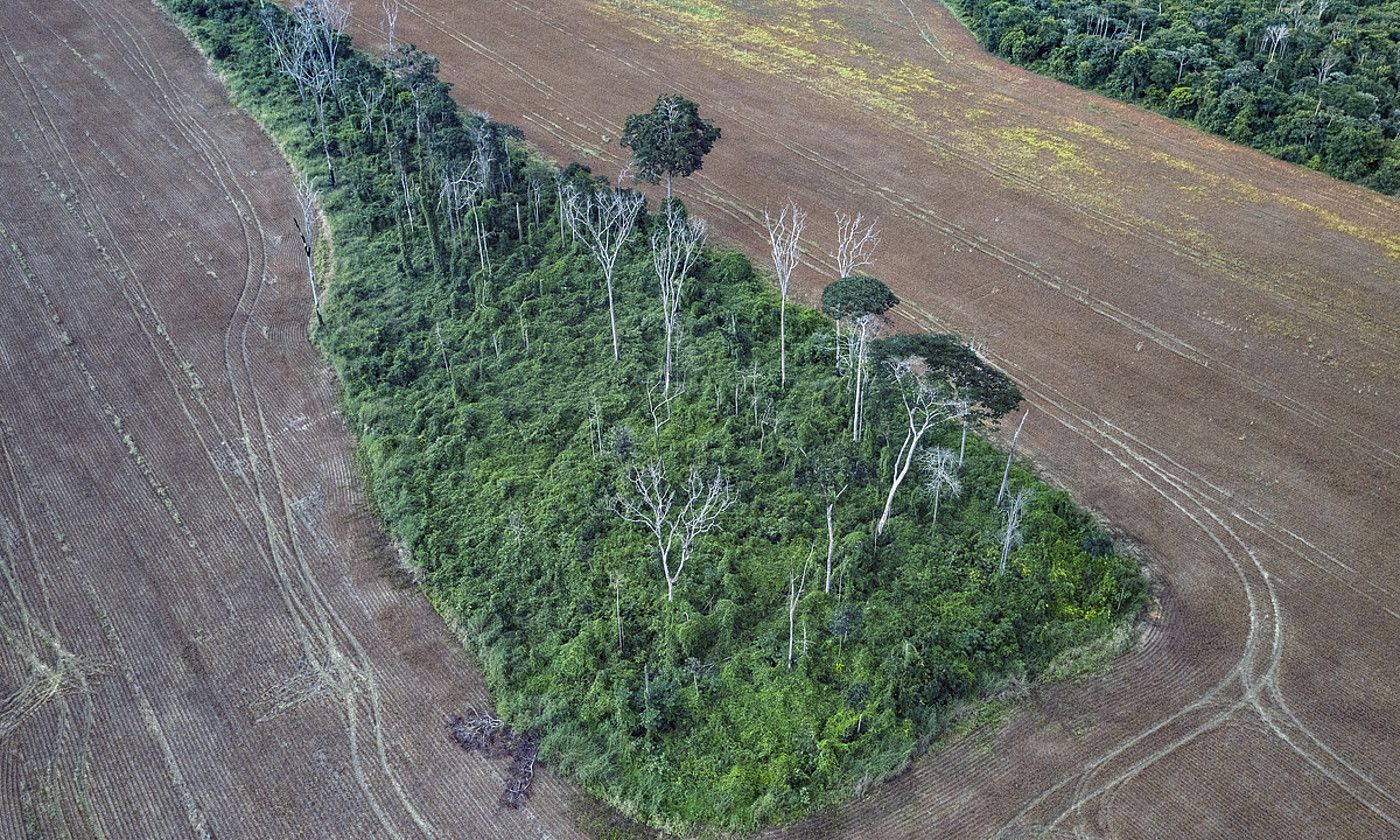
left=162, top=0, right=1147, bottom=831
left=957, top=0, right=1400, bottom=191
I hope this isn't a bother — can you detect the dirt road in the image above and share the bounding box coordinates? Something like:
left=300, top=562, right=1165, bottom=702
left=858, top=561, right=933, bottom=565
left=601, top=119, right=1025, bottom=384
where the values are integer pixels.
left=0, top=0, right=589, bottom=836
left=346, top=0, right=1400, bottom=836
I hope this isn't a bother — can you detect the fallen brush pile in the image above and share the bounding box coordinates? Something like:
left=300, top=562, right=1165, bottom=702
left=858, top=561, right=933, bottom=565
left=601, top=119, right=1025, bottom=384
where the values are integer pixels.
left=448, top=708, right=539, bottom=809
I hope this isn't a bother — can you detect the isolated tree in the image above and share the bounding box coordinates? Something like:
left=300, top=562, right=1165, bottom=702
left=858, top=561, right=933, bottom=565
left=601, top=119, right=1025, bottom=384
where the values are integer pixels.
left=567, top=187, right=645, bottom=360
left=620, top=94, right=721, bottom=200
left=822, top=275, right=898, bottom=441
left=876, top=359, right=953, bottom=537
left=821, top=274, right=898, bottom=322
left=830, top=210, right=880, bottom=279
left=918, top=446, right=960, bottom=529
left=650, top=201, right=707, bottom=393
left=615, top=462, right=733, bottom=602
left=292, top=172, right=323, bottom=325
left=764, top=200, right=805, bottom=387
left=999, top=487, right=1033, bottom=574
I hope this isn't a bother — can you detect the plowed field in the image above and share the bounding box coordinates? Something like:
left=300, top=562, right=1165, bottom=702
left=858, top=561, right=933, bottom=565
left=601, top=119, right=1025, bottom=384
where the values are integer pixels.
left=344, top=0, right=1400, bottom=837
left=0, top=0, right=588, bottom=836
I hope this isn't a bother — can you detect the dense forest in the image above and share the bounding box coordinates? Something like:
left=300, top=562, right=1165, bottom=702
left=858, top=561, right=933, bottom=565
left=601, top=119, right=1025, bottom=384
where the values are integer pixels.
left=163, top=0, right=1147, bottom=830
left=954, top=0, right=1400, bottom=191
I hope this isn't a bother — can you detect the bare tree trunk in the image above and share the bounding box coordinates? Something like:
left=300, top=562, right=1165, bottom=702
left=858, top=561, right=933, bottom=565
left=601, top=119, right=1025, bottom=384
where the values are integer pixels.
left=779, top=296, right=786, bottom=386
left=765, top=201, right=805, bottom=387
left=787, top=553, right=811, bottom=668
left=825, top=502, right=835, bottom=593
left=996, top=410, right=1029, bottom=508
left=999, top=488, right=1032, bottom=574
left=606, top=275, right=620, bottom=360
left=877, top=361, right=951, bottom=536
left=293, top=173, right=322, bottom=325
left=876, top=430, right=915, bottom=537
left=567, top=188, right=644, bottom=362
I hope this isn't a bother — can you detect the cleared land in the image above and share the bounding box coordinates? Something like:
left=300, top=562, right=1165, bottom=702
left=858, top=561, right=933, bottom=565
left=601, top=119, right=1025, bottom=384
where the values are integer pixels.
left=344, top=0, right=1400, bottom=837
left=0, top=0, right=590, bottom=836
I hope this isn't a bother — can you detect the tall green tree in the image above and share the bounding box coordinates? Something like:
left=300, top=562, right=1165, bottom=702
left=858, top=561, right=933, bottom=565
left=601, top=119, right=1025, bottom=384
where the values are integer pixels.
left=620, top=94, right=721, bottom=199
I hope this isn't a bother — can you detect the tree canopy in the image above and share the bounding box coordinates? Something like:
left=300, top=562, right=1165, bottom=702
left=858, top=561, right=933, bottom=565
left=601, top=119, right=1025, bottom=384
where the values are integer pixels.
left=956, top=0, right=1400, bottom=193
left=821, top=273, right=900, bottom=320
left=620, top=93, right=722, bottom=198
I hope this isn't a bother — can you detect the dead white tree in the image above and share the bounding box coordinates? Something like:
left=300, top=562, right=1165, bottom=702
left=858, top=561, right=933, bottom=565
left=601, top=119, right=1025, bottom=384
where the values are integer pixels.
left=355, top=82, right=385, bottom=139
left=918, top=446, right=960, bottom=529
left=644, top=379, right=684, bottom=447
left=470, top=119, right=498, bottom=196
left=844, top=312, right=882, bottom=441
left=764, top=200, right=805, bottom=386
left=876, top=359, right=953, bottom=537
left=263, top=6, right=310, bottom=111
left=1313, top=48, right=1342, bottom=113
left=999, top=487, right=1033, bottom=574
left=292, top=173, right=323, bottom=324
left=568, top=188, right=645, bottom=360
left=650, top=204, right=707, bottom=394
left=438, top=164, right=490, bottom=274
left=824, top=484, right=847, bottom=593
left=830, top=210, right=880, bottom=278
left=787, top=549, right=813, bottom=668
left=995, top=409, right=1029, bottom=508
left=263, top=0, right=349, bottom=181
left=950, top=398, right=973, bottom=467
left=615, top=462, right=733, bottom=602
left=1263, top=23, right=1291, bottom=62
left=298, top=0, right=350, bottom=96
left=380, top=0, right=399, bottom=55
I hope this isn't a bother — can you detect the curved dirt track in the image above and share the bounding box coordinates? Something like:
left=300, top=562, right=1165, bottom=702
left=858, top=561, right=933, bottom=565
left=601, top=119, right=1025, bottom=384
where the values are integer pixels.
left=0, top=0, right=591, bottom=836
left=348, top=0, right=1400, bottom=837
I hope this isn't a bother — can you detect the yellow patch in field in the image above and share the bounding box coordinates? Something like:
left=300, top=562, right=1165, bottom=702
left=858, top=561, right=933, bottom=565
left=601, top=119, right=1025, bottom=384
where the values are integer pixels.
left=1277, top=195, right=1400, bottom=262
left=1060, top=119, right=1129, bottom=152
left=991, top=126, right=1097, bottom=175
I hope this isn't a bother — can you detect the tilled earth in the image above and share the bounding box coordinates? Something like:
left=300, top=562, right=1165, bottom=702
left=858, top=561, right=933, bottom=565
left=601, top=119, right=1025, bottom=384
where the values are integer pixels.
left=0, top=0, right=590, bottom=837
left=2, top=0, right=1398, bottom=837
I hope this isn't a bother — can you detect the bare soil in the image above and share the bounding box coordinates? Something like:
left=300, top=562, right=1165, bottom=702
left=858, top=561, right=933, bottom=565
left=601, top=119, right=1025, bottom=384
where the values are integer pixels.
left=341, top=0, right=1400, bottom=836
left=0, top=1, right=590, bottom=837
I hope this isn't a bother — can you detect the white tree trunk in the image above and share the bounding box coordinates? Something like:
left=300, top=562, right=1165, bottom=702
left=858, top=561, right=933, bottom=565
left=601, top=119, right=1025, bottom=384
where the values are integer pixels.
left=825, top=502, right=835, bottom=593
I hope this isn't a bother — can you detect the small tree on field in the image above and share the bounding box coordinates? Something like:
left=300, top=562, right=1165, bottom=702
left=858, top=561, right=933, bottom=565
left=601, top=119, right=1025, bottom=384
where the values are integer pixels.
left=620, top=95, right=721, bottom=200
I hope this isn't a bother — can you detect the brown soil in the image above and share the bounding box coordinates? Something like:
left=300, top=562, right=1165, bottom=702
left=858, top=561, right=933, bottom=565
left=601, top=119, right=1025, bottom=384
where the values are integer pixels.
left=0, top=1, right=590, bottom=837
left=344, top=0, right=1400, bottom=837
